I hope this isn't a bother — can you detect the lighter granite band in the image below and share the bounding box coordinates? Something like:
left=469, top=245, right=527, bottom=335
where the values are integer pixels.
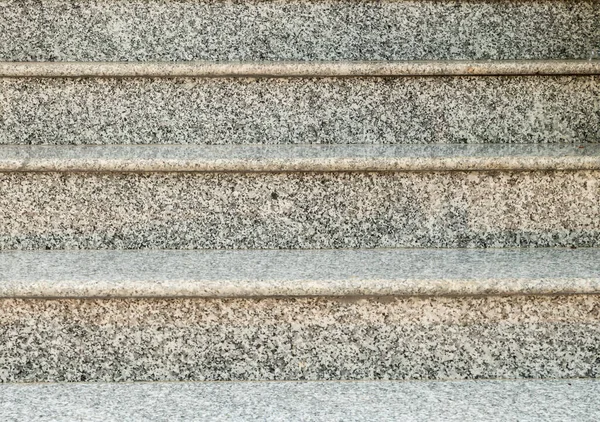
left=1, top=144, right=599, bottom=172
left=1, top=60, right=600, bottom=78
left=1, top=380, right=599, bottom=421
left=1, top=248, right=599, bottom=298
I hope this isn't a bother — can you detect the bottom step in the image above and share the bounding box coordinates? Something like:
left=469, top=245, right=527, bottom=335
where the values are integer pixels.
left=2, top=294, right=600, bottom=382
left=0, top=248, right=600, bottom=382
left=1, top=379, right=598, bottom=421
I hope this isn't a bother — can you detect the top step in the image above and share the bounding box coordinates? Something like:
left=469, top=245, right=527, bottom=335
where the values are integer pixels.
left=2, top=0, right=599, bottom=62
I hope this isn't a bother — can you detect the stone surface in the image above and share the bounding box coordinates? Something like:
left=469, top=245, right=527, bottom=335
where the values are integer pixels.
left=1, top=295, right=600, bottom=382
left=2, top=76, right=598, bottom=145
left=1, top=0, right=598, bottom=61
left=1, top=248, right=600, bottom=298
left=2, top=60, right=600, bottom=78
left=0, top=170, right=598, bottom=249
left=1, top=379, right=599, bottom=421
left=1, top=144, right=600, bottom=172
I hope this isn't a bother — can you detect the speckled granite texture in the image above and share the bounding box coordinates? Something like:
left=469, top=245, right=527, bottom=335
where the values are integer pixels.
left=2, top=144, right=600, bottom=172
left=1, top=76, right=598, bottom=145
left=2, top=248, right=600, bottom=298
left=2, top=60, right=600, bottom=78
left=0, top=171, right=598, bottom=249
left=1, top=295, right=599, bottom=382
left=1, top=0, right=599, bottom=61
left=2, top=380, right=600, bottom=422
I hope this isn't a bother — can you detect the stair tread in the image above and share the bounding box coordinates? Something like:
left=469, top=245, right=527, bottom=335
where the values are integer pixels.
left=1, top=379, right=598, bottom=421
left=2, top=144, right=600, bottom=172
left=1, top=248, right=599, bottom=298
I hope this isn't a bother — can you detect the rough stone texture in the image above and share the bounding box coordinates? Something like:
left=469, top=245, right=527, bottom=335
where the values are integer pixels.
left=1, top=248, right=600, bottom=298
left=1, top=380, right=600, bottom=422
left=1, top=76, right=598, bottom=145
left=1, top=144, right=600, bottom=172
left=1, top=0, right=598, bottom=61
left=3, top=60, right=600, bottom=78
left=1, top=295, right=600, bottom=382
left=0, top=170, right=598, bottom=250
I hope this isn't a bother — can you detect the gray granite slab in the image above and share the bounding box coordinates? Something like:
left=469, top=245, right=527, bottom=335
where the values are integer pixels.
left=0, top=170, right=598, bottom=249
left=2, top=60, right=600, bottom=78
left=1, top=0, right=598, bottom=61
left=2, top=76, right=598, bottom=145
left=1, top=379, right=600, bottom=421
left=1, top=144, right=600, bottom=172
left=1, top=248, right=599, bottom=298
left=1, top=295, right=600, bottom=382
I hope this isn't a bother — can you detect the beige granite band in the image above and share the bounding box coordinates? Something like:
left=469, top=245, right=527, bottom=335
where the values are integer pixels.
left=1, top=60, right=599, bottom=78
left=0, top=144, right=599, bottom=173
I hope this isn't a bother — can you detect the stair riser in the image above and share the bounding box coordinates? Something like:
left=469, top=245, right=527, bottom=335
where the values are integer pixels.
left=0, top=170, right=598, bottom=249
left=2, top=0, right=598, bottom=61
left=2, top=295, right=599, bottom=382
left=2, top=76, right=598, bottom=145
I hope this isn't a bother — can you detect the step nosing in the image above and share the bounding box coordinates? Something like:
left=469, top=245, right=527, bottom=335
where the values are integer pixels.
left=1, top=60, right=599, bottom=78
left=1, top=144, right=599, bottom=172
left=1, top=248, right=599, bottom=298
left=2, top=379, right=599, bottom=420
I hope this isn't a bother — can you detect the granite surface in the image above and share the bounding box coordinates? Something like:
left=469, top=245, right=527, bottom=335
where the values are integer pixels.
left=1, top=295, right=600, bottom=382
left=2, top=60, right=600, bottom=78
left=1, top=379, right=600, bottom=421
left=0, top=170, right=598, bottom=249
left=1, top=0, right=599, bottom=61
left=1, top=144, right=600, bottom=172
left=1, top=248, right=600, bottom=298
left=2, top=76, right=598, bottom=145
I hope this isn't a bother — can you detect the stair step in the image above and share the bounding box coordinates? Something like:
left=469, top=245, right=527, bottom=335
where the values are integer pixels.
left=2, top=144, right=599, bottom=172
left=1, top=379, right=598, bottom=421
left=1, top=248, right=599, bottom=298
left=2, top=74, right=598, bottom=145
left=0, top=147, right=598, bottom=248
left=3, top=286, right=600, bottom=382
left=2, top=0, right=597, bottom=61
left=1, top=249, right=599, bottom=382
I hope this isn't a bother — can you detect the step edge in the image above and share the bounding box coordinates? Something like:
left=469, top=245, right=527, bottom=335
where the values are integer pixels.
left=1, top=248, right=599, bottom=298
left=3, top=277, right=600, bottom=299
left=1, top=60, right=599, bottom=78
left=2, top=379, right=598, bottom=421
left=1, top=144, right=599, bottom=172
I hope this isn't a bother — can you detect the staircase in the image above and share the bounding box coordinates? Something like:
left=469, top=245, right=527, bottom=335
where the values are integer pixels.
left=0, top=0, right=599, bottom=419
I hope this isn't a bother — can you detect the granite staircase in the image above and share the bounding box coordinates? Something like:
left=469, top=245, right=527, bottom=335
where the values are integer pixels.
left=1, top=0, right=600, bottom=419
